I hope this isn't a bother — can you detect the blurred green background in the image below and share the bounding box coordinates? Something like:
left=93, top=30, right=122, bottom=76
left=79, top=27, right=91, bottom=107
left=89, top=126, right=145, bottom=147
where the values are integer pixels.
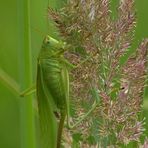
left=0, top=0, right=147, bottom=148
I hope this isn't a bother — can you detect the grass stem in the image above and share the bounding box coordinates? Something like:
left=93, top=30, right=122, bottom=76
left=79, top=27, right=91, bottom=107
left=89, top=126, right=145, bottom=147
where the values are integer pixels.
left=17, top=0, right=36, bottom=148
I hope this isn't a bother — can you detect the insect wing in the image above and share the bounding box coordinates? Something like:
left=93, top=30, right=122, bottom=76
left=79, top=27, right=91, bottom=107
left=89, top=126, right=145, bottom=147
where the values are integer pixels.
left=40, top=58, right=68, bottom=111
left=60, top=63, right=70, bottom=117
left=37, top=62, right=57, bottom=148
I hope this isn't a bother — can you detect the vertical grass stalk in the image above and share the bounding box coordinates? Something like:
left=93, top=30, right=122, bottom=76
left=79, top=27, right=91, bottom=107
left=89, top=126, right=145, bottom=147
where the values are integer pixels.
left=17, top=0, right=36, bottom=148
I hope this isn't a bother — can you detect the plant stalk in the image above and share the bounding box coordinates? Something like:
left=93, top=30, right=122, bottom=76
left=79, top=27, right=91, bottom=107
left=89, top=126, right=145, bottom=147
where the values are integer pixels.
left=17, top=0, right=36, bottom=148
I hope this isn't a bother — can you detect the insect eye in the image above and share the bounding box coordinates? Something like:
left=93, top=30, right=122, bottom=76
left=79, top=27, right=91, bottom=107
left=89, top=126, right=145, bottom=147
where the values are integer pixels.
left=46, top=40, right=50, bottom=44
left=43, top=36, right=50, bottom=44
left=45, top=37, right=50, bottom=44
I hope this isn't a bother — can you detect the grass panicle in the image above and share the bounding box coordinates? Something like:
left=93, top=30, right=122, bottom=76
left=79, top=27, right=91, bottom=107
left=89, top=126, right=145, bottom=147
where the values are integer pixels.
left=48, top=0, right=148, bottom=147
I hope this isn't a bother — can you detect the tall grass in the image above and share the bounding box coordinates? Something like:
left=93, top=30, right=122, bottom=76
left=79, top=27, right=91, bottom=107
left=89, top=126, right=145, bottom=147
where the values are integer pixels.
left=17, top=0, right=36, bottom=148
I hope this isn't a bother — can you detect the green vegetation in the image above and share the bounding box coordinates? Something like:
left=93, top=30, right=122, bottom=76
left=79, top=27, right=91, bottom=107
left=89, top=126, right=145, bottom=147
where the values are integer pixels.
left=0, top=0, right=147, bottom=148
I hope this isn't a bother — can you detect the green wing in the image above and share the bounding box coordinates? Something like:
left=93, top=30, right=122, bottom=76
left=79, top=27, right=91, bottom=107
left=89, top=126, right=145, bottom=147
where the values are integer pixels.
left=40, top=58, right=69, bottom=113
left=39, top=58, right=70, bottom=148
left=60, top=61, right=70, bottom=120
left=37, top=61, right=57, bottom=148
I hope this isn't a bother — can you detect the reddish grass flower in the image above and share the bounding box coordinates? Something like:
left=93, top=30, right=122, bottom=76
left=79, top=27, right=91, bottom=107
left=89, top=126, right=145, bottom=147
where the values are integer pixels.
left=48, top=0, right=148, bottom=146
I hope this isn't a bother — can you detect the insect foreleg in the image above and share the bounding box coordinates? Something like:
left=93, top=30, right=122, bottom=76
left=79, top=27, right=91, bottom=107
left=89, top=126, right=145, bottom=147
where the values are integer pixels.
left=20, top=84, right=36, bottom=97
left=0, top=68, right=20, bottom=95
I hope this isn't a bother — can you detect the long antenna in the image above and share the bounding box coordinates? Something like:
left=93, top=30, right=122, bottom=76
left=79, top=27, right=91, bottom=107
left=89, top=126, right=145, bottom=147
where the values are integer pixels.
left=46, top=0, right=50, bottom=34
left=31, top=26, right=46, bottom=38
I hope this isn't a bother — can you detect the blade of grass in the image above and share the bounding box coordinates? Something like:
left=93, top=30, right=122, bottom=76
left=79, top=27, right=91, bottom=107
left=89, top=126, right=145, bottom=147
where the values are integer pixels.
left=17, top=0, right=36, bottom=148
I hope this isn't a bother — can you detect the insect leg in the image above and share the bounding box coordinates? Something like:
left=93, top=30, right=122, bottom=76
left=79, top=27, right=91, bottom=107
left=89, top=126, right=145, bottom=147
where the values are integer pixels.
left=67, top=88, right=100, bottom=129
left=0, top=68, right=20, bottom=95
left=20, top=84, right=36, bottom=97
left=67, top=101, right=98, bottom=129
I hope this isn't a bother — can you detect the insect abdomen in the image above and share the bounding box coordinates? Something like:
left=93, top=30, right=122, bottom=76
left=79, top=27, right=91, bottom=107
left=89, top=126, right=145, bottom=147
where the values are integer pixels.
left=40, top=58, right=68, bottom=111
